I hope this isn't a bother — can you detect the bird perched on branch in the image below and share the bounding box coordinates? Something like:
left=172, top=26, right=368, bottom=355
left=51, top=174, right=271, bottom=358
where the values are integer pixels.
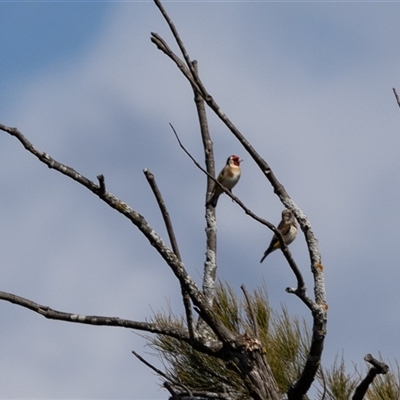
left=206, top=155, right=242, bottom=208
left=260, top=209, right=298, bottom=263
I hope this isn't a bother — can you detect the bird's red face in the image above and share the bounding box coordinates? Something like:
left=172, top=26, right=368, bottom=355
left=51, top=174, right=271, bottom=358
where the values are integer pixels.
left=229, top=155, right=242, bottom=166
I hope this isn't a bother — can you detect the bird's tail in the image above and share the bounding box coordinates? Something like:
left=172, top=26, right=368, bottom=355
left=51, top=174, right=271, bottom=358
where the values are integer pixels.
left=259, top=251, right=269, bottom=263
left=206, top=194, right=218, bottom=208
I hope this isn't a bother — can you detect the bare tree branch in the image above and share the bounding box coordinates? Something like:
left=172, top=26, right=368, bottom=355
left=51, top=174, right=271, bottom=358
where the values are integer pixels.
left=151, top=33, right=199, bottom=92
left=0, top=290, right=189, bottom=339
left=0, top=123, right=101, bottom=191
left=364, top=353, right=389, bottom=373
left=186, top=60, right=219, bottom=337
left=132, top=350, right=172, bottom=380
left=143, top=168, right=195, bottom=339
left=143, top=168, right=182, bottom=260
left=191, top=61, right=218, bottom=310
left=352, top=354, right=389, bottom=400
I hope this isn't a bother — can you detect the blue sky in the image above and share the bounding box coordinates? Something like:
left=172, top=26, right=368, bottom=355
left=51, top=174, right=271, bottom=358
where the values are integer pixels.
left=1, top=1, right=400, bottom=398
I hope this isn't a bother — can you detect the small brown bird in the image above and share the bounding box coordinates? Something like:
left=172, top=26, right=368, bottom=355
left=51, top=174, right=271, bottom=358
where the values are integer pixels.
left=260, top=209, right=298, bottom=263
left=206, top=155, right=242, bottom=208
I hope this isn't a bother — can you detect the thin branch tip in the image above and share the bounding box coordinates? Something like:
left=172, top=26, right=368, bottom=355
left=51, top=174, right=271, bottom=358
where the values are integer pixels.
left=393, top=87, right=400, bottom=109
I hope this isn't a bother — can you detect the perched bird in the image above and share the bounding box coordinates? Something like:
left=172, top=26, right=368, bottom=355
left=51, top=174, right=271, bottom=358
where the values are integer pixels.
left=260, top=209, right=298, bottom=263
left=206, top=155, right=242, bottom=208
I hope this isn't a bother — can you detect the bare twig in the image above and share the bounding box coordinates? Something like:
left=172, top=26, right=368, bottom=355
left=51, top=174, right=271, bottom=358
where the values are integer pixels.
left=393, top=88, right=400, bottom=109
left=153, top=0, right=208, bottom=99
left=132, top=350, right=172, bottom=380
left=151, top=33, right=200, bottom=93
left=169, top=124, right=270, bottom=229
left=143, top=168, right=195, bottom=339
left=132, top=350, right=192, bottom=395
left=0, top=124, right=100, bottom=192
left=143, top=168, right=182, bottom=260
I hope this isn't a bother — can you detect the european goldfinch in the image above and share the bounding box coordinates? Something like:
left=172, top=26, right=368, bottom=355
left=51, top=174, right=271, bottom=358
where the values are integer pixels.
left=206, top=155, right=242, bottom=208
left=260, top=209, right=298, bottom=263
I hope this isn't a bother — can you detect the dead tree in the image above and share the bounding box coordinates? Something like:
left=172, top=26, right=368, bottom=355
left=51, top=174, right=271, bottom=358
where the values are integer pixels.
left=0, top=1, right=329, bottom=399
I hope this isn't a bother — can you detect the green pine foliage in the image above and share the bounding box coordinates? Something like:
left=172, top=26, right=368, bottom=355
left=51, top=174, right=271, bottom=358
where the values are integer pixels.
left=368, top=361, right=400, bottom=400
left=318, top=355, right=358, bottom=400
left=148, top=281, right=310, bottom=398
left=147, top=282, right=400, bottom=399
